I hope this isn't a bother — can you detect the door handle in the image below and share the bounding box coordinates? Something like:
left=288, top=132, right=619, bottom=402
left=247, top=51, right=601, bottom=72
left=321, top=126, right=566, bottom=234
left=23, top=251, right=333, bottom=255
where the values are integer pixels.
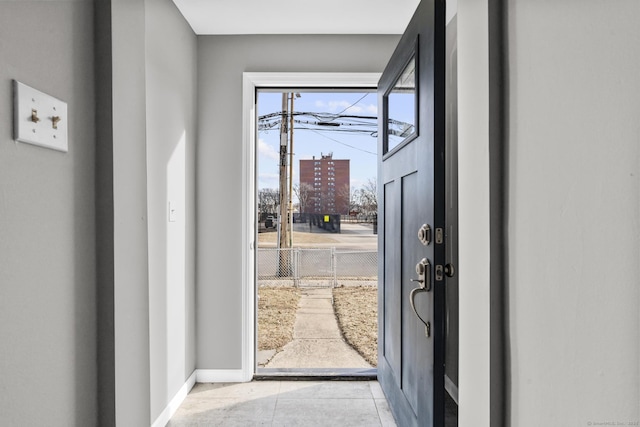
left=410, top=258, right=431, bottom=337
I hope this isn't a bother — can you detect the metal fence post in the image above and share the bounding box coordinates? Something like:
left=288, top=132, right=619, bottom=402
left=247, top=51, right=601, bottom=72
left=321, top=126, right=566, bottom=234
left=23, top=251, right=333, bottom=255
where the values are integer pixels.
left=294, top=248, right=299, bottom=287
left=332, top=247, right=337, bottom=288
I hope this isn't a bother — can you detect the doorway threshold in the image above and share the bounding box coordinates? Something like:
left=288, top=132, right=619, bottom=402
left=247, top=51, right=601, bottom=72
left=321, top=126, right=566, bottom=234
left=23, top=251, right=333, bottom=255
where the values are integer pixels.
left=255, top=367, right=377, bottom=381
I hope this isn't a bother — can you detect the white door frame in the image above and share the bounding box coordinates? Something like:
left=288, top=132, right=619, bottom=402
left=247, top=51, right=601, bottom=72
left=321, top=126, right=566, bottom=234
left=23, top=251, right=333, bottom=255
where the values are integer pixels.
left=240, top=72, right=381, bottom=380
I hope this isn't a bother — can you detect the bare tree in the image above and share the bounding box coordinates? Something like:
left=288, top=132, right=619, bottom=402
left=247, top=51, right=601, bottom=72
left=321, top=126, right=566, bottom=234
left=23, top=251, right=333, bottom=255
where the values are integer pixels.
left=337, top=183, right=355, bottom=215
left=258, top=188, right=279, bottom=215
left=293, top=182, right=313, bottom=214
left=358, top=178, right=378, bottom=217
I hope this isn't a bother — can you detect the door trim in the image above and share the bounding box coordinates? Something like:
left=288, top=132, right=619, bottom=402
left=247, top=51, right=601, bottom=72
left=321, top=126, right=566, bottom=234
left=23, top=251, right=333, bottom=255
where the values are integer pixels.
left=241, top=72, right=381, bottom=380
left=458, top=2, right=492, bottom=425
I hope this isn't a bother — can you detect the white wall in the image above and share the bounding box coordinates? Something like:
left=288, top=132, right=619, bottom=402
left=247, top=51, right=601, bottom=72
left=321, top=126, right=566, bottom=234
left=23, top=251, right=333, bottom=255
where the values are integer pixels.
left=457, top=0, right=491, bottom=425
left=145, top=0, right=198, bottom=421
left=507, top=1, right=640, bottom=424
left=0, top=1, right=97, bottom=425
left=196, top=35, right=400, bottom=369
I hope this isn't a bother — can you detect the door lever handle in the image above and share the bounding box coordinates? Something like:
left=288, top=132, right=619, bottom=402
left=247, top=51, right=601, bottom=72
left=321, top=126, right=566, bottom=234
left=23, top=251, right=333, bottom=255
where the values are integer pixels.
left=410, top=287, right=431, bottom=337
left=409, top=258, right=431, bottom=337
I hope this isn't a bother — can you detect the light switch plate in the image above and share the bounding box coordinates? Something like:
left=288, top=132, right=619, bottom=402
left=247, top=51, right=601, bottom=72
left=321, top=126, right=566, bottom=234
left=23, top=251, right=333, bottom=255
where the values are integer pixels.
left=13, top=80, right=68, bottom=152
left=169, top=201, right=177, bottom=222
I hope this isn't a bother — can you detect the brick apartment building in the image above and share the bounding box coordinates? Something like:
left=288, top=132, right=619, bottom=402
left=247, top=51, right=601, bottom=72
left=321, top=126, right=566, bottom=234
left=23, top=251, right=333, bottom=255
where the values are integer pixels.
left=299, top=153, right=350, bottom=214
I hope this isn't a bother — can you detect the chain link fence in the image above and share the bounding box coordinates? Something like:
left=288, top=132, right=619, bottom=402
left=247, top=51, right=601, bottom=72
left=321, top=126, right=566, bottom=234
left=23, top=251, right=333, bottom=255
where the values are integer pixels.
left=258, top=248, right=377, bottom=287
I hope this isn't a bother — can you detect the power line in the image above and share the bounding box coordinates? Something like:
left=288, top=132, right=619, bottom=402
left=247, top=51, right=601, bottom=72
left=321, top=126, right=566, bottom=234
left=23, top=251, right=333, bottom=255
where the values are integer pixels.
left=258, top=112, right=379, bottom=132
left=258, top=111, right=377, bottom=122
left=308, top=129, right=376, bottom=156
left=333, top=93, right=371, bottom=117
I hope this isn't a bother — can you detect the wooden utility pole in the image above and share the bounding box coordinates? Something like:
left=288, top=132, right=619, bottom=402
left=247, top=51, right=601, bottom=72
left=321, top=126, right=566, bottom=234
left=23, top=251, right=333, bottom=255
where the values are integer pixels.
left=278, top=93, right=291, bottom=276
left=278, top=93, right=289, bottom=250
left=288, top=93, right=298, bottom=248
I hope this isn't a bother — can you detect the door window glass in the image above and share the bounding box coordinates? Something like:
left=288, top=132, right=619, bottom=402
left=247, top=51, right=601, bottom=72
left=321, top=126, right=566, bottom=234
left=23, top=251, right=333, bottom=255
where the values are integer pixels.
left=385, top=55, right=417, bottom=153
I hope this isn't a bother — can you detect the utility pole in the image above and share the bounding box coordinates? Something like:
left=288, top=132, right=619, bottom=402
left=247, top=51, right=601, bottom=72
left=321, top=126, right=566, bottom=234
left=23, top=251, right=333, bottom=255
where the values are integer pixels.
left=288, top=93, right=299, bottom=248
left=278, top=93, right=289, bottom=251
left=278, top=93, right=291, bottom=276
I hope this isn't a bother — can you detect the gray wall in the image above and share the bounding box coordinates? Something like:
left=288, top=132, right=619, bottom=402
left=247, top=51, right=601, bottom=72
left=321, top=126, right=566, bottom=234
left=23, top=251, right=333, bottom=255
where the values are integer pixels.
left=196, top=35, right=400, bottom=368
left=107, top=0, right=199, bottom=424
left=110, top=0, right=151, bottom=424
left=506, top=1, right=640, bottom=424
left=96, top=0, right=198, bottom=424
left=95, top=0, right=115, bottom=423
left=145, top=0, right=198, bottom=421
left=0, top=1, right=97, bottom=425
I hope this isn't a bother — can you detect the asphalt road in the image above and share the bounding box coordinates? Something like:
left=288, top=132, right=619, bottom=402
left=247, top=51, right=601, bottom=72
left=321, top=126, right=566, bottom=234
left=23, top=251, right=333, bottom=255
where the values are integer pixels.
left=291, top=222, right=378, bottom=251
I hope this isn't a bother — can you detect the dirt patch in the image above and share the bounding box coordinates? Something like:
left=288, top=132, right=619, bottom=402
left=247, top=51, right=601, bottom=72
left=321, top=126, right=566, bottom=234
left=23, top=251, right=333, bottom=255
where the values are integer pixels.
left=333, top=286, right=378, bottom=366
left=258, top=230, right=338, bottom=246
left=257, top=287, right=300, bottom=351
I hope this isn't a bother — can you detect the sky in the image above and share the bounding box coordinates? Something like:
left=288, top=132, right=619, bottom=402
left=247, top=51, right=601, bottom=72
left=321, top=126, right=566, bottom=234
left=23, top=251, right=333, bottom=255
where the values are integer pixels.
left=257, top=91, right=379, bottom=196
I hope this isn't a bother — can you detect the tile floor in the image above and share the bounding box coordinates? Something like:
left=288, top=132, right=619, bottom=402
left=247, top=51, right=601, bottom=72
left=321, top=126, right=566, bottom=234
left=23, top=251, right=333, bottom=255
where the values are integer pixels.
left=168, top=380, right=397, bottom=426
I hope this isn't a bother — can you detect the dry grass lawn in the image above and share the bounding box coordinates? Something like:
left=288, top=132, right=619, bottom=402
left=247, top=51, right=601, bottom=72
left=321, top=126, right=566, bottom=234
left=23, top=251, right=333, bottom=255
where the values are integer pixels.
left=257, top=287, right=300, bottom=351
left=333, top=286, right=378, bottom=367
left=257, top=285, right=378, bottom=367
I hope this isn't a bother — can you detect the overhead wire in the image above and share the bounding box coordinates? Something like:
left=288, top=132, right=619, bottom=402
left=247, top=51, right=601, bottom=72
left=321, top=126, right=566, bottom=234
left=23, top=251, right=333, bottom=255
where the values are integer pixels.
left=333, top=92, right=371, bottom=117
left=307, top=129, right=376, bottom=156
left=257, top=97, right=385, bottom=155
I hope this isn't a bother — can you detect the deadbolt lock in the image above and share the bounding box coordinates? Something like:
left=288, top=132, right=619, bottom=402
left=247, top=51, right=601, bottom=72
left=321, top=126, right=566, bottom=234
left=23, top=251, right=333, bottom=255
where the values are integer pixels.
left=418, top=224, right=431, bottom=246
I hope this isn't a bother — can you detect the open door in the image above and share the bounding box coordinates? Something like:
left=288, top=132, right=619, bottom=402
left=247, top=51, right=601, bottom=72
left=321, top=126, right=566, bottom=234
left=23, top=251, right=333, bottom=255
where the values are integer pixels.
left=377, top=1, right=448, bottom=426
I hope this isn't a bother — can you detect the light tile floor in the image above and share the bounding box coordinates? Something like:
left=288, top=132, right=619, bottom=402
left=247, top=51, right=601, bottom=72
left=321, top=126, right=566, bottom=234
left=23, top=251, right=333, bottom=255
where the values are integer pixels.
left=168, top=380, right=397, bottom=426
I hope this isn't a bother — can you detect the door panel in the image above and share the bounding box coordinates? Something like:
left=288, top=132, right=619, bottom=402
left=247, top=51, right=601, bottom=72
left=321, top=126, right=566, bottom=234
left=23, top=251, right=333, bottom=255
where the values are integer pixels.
left=400, top=171, right=426, bottom=417
left=378, top=1, right=446, bottom=426
left=383, top=180, right=401, bottom=383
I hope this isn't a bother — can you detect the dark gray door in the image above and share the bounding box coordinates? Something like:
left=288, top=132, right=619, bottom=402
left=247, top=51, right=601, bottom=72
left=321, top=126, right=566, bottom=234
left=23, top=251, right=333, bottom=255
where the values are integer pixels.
left=377, top=1, right=447, bottom=426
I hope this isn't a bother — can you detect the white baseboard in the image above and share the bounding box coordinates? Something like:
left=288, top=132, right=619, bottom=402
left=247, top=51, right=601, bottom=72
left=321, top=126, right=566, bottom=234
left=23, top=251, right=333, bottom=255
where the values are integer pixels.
left=196, top=369, right=251, bottom=383
left=151, top=370, right=196, bottom=427
left=150, top=369, right=251, bottom=426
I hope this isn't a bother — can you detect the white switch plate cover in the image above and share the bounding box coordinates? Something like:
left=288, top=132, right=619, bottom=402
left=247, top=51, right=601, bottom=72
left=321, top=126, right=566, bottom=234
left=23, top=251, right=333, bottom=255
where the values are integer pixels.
left=13, top=80, right=68, bottom=152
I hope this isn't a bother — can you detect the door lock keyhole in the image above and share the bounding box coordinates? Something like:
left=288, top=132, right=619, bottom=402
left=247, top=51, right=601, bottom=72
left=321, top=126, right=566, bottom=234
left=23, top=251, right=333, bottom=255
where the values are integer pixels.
left=417, top=224, right=431, bottom=246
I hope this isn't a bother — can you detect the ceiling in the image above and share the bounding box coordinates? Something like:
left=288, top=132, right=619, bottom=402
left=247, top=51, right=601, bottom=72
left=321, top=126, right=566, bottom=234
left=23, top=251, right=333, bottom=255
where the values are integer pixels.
left=171, top=0, right=420, bottom=35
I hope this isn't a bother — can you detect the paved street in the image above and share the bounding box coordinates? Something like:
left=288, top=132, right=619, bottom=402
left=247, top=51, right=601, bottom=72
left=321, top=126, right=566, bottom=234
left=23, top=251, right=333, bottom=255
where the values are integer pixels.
left=277, top=221, right=378, bottom=251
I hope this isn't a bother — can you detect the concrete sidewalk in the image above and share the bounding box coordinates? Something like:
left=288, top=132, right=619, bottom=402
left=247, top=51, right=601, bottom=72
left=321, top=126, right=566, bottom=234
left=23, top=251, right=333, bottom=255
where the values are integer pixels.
left=262, top=288, right=371, bottom=369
